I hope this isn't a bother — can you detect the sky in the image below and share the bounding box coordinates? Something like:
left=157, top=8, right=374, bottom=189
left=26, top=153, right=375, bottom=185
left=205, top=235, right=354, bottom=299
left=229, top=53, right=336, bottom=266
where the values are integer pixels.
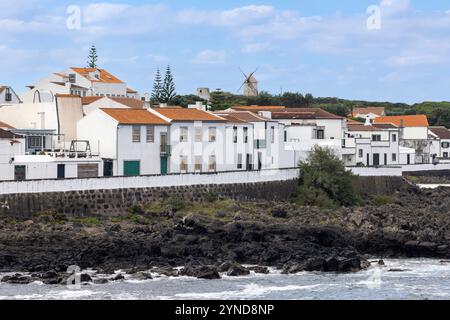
left=1, top=0, right=450, bottom=104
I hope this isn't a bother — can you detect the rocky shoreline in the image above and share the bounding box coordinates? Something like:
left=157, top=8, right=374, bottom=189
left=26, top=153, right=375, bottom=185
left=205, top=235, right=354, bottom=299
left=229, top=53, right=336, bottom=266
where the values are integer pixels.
left=1, top=183, right=450, bottom=284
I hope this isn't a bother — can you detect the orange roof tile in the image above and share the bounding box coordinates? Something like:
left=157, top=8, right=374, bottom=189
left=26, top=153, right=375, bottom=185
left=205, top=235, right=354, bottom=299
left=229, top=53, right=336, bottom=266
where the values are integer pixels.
left=0, top=121, right=14, bottom=129
left=154, top=108, right=225, bottom=122
left=71, top=68, right=124, bottom=84
left=101, top=108, right=169, bottom=125
left=214, top=111, right=269, bottom=123
left=374, top=115, right=429, bottom=127
left=232, top=106, right=286, bottom=112
left=81, top=96, right=103, bottom=105
left=110, top=97, right=145, bottom=109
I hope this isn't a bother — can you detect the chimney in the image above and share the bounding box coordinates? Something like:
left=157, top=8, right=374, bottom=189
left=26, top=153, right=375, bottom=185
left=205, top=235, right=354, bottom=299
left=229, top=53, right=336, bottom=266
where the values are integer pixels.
left=364, top=115, right=372, bottom=126
left=400, top=119, right=404, bottom=127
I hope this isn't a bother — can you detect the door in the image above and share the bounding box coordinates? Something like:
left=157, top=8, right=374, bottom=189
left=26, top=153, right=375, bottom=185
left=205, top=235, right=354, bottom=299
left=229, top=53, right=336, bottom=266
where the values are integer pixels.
left=160, top=157, right=168, bottom=175
left=14, top=165, right=26, bottom=181
left=384, top=154, right=387, bottom=166
left=103, top=160, right=113, bottom=177
left=246, top=154, right=252, bottom=171
left=124, top=160, right=140, bottom=177
left=160, top=133, right=168, bottom=154
left=77, top=164, right=99, bottom=178
left=407, top=154, right=411, bottom=165
left=373, top=153, right=380, bottom=166
left=258, top=152, right=262, bottom=170
left=57, top=164, right=65, bottom=179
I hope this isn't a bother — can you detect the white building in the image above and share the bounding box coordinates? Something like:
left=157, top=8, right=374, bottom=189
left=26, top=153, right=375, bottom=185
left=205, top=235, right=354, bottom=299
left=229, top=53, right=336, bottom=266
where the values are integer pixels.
left=0, top=95, right=84, bottom=149
left=149, top=107, right=228, bottom=174
left=342, top=121, right=401, bottom=166
left=0, top=85, right=21, bottom=105
left=0, top=128, right=25, bottom=181
left=21, top=68, right=133, bottom=103
left=77, top=108, right=170, bottom=176
left=429, top=126, right=450, bottom=162
left=374, top=115, right=430, bottom=164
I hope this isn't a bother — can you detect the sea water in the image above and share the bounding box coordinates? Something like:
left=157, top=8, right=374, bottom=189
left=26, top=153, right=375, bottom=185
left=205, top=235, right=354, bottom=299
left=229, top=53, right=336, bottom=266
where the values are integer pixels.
left=0, top=259, right=449, bottom=300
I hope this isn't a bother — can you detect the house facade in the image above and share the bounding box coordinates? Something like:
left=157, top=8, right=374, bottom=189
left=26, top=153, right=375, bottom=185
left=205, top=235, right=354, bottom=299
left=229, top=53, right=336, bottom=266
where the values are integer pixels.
left=77, top=108, right=170, bottom=177
left=429, top=126, right=450, bottom=162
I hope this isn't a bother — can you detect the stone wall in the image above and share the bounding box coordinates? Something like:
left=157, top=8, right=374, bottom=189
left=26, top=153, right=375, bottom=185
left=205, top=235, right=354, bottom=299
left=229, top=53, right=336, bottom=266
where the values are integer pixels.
left=352, top=176, right=409, bottom=196
left=0, top=180, right=298, bottom=218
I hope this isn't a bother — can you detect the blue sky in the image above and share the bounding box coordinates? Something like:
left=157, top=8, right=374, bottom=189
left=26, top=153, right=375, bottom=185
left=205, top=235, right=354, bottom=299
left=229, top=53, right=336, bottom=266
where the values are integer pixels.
left=1, top=0, right=450, bottom=104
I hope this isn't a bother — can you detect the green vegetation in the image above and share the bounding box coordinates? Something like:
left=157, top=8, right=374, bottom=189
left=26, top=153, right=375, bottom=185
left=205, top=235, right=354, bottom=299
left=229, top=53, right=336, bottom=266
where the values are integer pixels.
left=87, top=44, right=98, bottom=68
left=293, top=146, right=360, bottom=208
left=68, top=217, right=101, bottom=225
left=373, top=195, right=397, bottom=206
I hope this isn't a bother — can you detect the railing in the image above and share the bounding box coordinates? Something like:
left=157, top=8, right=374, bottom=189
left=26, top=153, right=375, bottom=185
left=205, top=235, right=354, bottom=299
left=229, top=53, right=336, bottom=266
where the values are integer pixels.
left=160, top=144, right=171, bottom=155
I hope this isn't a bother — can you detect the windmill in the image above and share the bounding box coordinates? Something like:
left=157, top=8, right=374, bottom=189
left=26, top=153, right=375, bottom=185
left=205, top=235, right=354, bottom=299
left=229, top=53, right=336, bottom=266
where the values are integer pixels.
left=238, top=68, right=259, bottom=97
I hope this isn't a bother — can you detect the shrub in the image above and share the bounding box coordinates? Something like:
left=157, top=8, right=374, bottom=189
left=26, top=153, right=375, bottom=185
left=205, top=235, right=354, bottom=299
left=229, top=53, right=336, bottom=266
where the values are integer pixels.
left=294, top=146, right=360, bottom=208
left=166, top=197, right=187, bottom=212
left=373, top=195, right=396, bottom=206
left=205, top=192, right=219, bottom=203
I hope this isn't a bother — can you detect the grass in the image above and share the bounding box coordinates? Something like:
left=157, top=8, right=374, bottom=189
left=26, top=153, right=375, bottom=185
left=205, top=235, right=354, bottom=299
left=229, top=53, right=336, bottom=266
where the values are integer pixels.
left=68, top=217, right=101, bottom=225
left=373, top=195, right=397, bottom=206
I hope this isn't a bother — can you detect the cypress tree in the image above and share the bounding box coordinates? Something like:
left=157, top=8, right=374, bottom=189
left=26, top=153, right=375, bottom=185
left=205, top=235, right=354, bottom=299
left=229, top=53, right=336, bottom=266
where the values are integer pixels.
left=151, top=68, right=163, bottom=102
left=87, top=44, right=98, bottom=68
left=162, top=65, right=176, bottom=103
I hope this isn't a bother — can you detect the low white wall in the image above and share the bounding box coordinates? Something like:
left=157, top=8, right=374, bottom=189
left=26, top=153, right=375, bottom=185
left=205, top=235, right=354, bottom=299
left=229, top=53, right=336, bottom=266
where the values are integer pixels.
left=0, top=168, right=300, bottom=195
left=402, top=163, right=450, bottom=172
left=348, top=166, right=403, bottom=177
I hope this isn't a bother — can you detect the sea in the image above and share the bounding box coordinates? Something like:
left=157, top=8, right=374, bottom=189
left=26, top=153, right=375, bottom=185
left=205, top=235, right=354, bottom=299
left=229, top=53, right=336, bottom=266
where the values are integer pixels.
left=0, top=259, right=449, bottom=300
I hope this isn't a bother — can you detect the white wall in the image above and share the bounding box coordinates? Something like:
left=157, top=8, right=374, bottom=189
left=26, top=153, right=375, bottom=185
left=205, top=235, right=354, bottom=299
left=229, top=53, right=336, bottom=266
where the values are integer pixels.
left=0, top=168, right=300, bottom=195
left=0, top=138, right=25, bottom=180
left=0, top=102, right=58, bottom=131
left=402, top=127, right=428, bottom=140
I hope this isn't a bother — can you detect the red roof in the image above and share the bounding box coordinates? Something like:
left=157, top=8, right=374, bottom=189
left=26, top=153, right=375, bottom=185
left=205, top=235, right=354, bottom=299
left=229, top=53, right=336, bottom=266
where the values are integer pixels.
left=101, top=108, right=169, bottom=125
left=71, top=68, right=124, bottom=84
left=154, top=108, right=225, bottom=122
left=352, top=107, right=385, bottom=117
left=374, top=115, right=429, bottom=127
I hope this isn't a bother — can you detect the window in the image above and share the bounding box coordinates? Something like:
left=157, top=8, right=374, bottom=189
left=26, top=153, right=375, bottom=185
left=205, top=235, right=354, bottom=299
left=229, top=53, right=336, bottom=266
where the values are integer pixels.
left=358, top=149, right=363, bottom=158
left=27, top=136, right=44, bottom=149
left=392, top=134, right=397, bottom=142
left=372, top=135, right=381, bottom=142
left=442, top=142, right=450, bottom=149
left=392, top=153, right=397, bottom=162
left=444, top=152, right=449, bottom=159
left=237, top=154, right=243, bottom=169
left=271, top=126, right=275, bottom=144
left=195, top=127, right=201, bottom=142
left=284, top=130, right=287, bottom=142
left=180, top=127, right=188, bottom=142
left=68, top=74, right=76, bottom=83
left=195, top=156, right=202, bottom=172
left=180, top=156, right=188, bottom=172
left=146, top=126, right=154, bottom=143
left=233, top=127, right=238, bottom=143
left=314, top=128, right=325, bottom=140
left=132, top=126, right=141, bottom=143
left=243, top=127, right=248, bottom=143
left=208, top=155, right=217, bottom=172
left=208, top=127, right=216, bottom=142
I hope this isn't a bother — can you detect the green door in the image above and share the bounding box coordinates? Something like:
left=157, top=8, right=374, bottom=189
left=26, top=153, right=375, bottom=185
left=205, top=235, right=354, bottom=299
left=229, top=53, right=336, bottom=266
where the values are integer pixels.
left=124, top=161, right=140, bottom=176
left=160, top=157, right=168, bottom=175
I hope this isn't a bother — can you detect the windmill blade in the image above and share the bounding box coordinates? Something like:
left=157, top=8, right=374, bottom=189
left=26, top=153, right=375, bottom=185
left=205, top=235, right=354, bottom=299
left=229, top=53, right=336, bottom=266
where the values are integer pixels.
left=237, top=80, right=247, bottom=93
left=248, top=67, right=259, bottom=80
left=239, top=67, right=248, bottom=79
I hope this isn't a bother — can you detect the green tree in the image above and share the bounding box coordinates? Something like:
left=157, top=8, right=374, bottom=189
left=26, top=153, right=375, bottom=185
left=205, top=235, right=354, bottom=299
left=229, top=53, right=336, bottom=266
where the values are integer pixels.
left=161, top=65, right=176, bottom=103
left=87, top=44, right=98, bottom=68
left=151, top=68, right=163, bottom=102
left=294, top=146, right=359, bottom=208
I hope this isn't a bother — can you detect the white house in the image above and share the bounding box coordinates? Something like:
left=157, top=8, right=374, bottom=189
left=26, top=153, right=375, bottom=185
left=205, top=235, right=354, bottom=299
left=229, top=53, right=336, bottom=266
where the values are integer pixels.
left=351, top=107, right=385, bottom=121
left=343, top=121, right=401, bottom=167
left=149, top=107, right=228, bottom=174
left=214, top=110, right=292, bottom=170
left=429, top=126, right=450, bottom=162
left=374, top=115, right=430, bottom=164
left=0, top=95, right=84, bottom=150
left=0, top=128, right=25, bottom=181
left=21, top=67, right=132, bottom=103
left=0, top=85, right=21, bottom=105
left=77, top=108, right=170, bottom=176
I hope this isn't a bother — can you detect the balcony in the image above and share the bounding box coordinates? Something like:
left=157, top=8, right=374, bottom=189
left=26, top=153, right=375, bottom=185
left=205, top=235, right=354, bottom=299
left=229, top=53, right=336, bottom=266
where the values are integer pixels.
left=255, top=139, right=267, bottom=149
left=160, top=144, right=171, bottom=155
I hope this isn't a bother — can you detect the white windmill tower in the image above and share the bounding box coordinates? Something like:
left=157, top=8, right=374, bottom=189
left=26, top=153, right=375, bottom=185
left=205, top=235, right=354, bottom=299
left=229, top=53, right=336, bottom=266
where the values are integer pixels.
left=238, top=68, right=259, bottom=97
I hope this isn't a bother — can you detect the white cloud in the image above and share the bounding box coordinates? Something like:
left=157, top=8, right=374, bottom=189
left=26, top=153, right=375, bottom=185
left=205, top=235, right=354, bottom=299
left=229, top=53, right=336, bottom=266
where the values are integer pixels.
left=192, top=50, right=227, bottom=64
left=83, top=3, right=130, bottom=23
left=178, top=5, right=275, bottom=27
left=241, top=43, right=272, bottom=54
left=380, top=0, right=411, bottom=16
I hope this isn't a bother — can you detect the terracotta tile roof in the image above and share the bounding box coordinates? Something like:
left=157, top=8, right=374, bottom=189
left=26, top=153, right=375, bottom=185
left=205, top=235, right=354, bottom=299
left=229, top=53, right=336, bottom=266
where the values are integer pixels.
left=71, top=68, right=124, bottom=84
left=214, top=111, right=269, bottom=123
left=429, top=126, right=450, bottom=139
left=232, top=106, right=286, bottom=112
left=55, top=94, right=81, bottom=98
left=214, top=113, right=248, bottom=124
left=346, top=118, right=363, bottom=124
left=101, top=108, right=169, bottom=125
left=81, top=96, right=103, bottom=105
left=347, top=123, right=398, bottom=132
left=154, top=108, right=225, bottom=122
left=126, top=87, right=137, bottom=93
left=374, top=115, right=429, bottom=127
left=110, top=97, right=145, bottom=109
left=271, top=108, right=343, bottom=120
left=352, top=107, right=385, bottom=117
left=0, top=121, right=14, bottom=129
